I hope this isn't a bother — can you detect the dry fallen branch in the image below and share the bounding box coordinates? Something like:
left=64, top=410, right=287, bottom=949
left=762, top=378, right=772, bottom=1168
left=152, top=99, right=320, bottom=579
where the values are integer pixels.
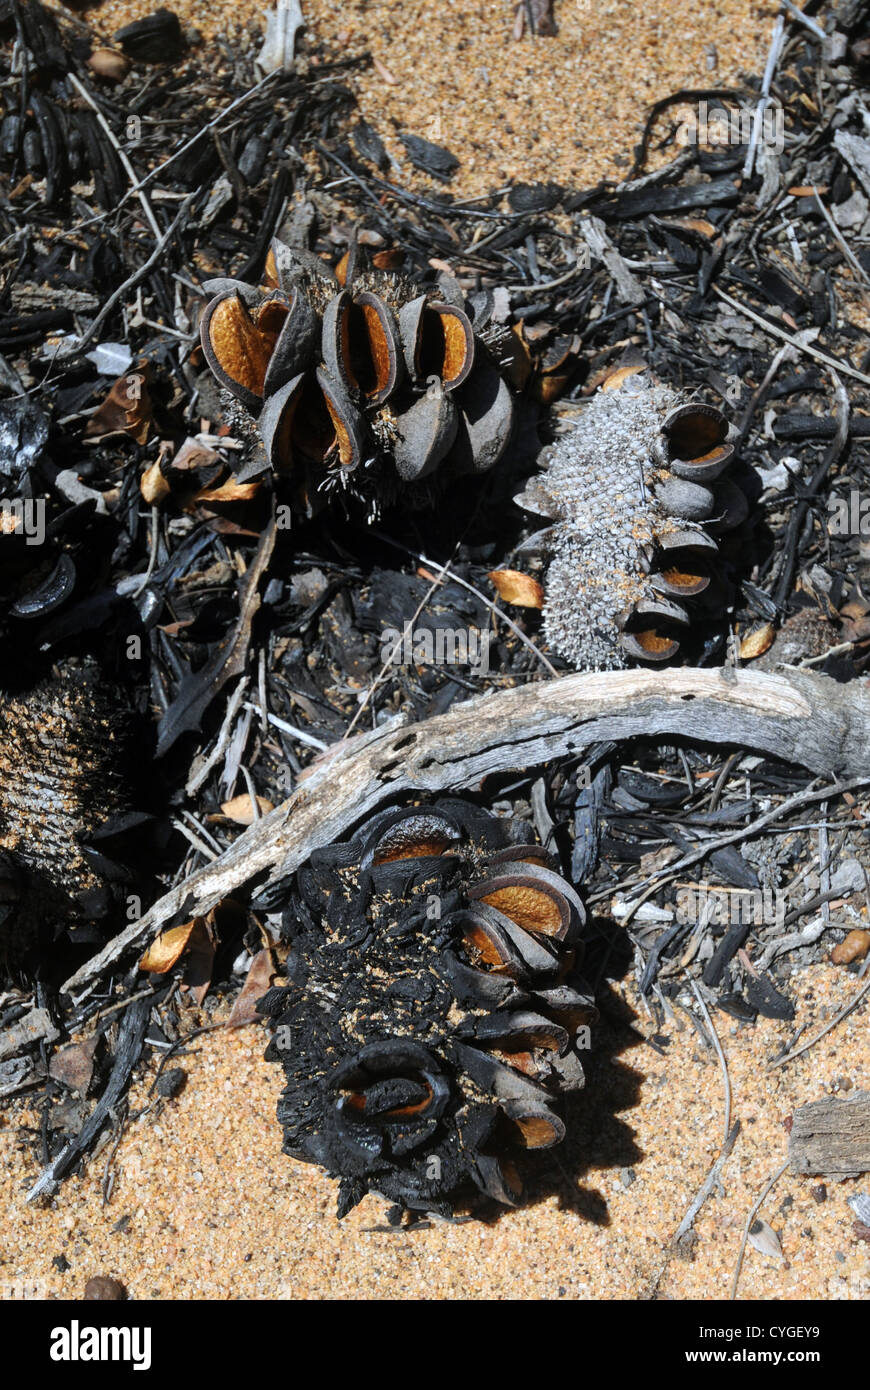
left=63, top=666, right=870, bottom=998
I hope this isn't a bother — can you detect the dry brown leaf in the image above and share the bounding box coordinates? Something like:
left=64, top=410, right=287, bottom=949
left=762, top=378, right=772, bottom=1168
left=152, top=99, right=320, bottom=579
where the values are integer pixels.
left=140, top=459, right=170, bottom=505
left=532, top=370, right=573, bottom=404
left=602, top=364, right=647, bottom=392
left=170, top=438, right=219, bottom=473
left=220, top=793, right=275, bottom=824
left=140, top=920, right=199, bottom=973
left=501, top=323, right=532, bottom=391
left=48, top=1037, right=98, bottom=1093
left=371, top=249, right=404, bottom=271
left=226, top=948, right=277, bottom=1028
left=85, top=363, right=152, bottom=443
left=181, top=917, right=216, bottom=1005
left=488, top=569, right=544, bottom=609
left=193, top=477, right=262, bottom=504
left=788, top=185, right=828, bottom=197
left=674, top=217, right=717, bottom=238
left=831, top=929, right=870, bottom=965
left=739, top=622, right=775, bottom=660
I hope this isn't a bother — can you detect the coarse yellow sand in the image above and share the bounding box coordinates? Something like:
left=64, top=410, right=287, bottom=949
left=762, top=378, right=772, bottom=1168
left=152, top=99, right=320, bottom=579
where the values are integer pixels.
left=54, top=0, right=782, bottom=196
left=2, top=961, right=868, bottom=1301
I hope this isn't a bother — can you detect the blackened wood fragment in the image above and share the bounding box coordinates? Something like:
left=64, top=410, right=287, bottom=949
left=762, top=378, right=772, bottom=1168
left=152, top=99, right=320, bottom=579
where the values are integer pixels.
left=588, top=177, right=740, bottom=222
left=27, top=996, right=151, bottom=1199
left=155, top=519, right=276, bottom=755
left=399, top=134, right=460, bottom=182
left=744, top=973, right=795, bottom=1021
left=113, top=8, right=184, bottom=63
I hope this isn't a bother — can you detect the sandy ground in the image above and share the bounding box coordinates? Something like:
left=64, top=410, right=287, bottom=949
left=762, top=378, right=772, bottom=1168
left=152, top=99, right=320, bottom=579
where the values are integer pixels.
left=55, top=0, right=782, bottom=195
left=2, top=961, right=868, bottom=1301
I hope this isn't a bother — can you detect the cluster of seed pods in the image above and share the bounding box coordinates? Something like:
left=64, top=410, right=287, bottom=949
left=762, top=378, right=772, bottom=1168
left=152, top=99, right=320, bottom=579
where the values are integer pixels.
left=261, top=799, right=595, bottom=1217
left=199, top=239, right=516, bottom=514
left=516, top=375, right=747, bottom=669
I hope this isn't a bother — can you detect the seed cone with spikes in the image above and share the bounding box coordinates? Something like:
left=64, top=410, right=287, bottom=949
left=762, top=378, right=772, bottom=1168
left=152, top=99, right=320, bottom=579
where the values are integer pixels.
left=514, top=373, right=747, bottom=669
left=0, top=659, right=136, bottom=963
left=199, top=238, right=520, bottom=516
left=260, top=799, right=595, bottom=1218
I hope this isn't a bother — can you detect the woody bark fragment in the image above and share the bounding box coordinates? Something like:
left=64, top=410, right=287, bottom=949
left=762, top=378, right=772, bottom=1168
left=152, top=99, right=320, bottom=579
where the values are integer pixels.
left=789, top=1091, right=870, bottom=1179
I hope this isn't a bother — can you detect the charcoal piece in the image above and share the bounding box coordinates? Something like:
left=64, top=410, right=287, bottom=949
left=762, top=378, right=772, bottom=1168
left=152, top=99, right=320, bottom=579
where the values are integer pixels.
left=702, top=920, right=752, bottom=988
left=617, top=769, right=686, bottom=806
left=0, top=396, right=49, bottom=475
left=264, top=799, right=593, bottom=1217
left=744, top=973, right=795, bottom=1021
left=16, top=0, right=67, bottom=72
left=508, top=182, right=563, bottom=213
left=1, top=113, right=20, bottom=160
left=113, top=8, right=183, bottom=62
left=352, top=119, right=388, bottom=169
left=706, top=844, right=759, bottom=889
left=28, top=91, right=67, bottom=205
left=572, top=747, right=614, bottom=881
left=237, top=134, right=269, bottom=185
left=581, top=176, right=740, bottom=221
left=716, top=992, right=757, bottom=1022
left=399, top=134, right=460, bottom=182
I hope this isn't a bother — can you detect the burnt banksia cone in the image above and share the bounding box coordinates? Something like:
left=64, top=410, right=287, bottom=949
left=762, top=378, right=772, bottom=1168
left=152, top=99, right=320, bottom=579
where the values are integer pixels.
left=199, top=238, right=519, bottom=516
left=0, top=658, right=137, bottom=964
left=261, top=799, right=595, bottom=1218
left=515, top=372, right=747, bottom=669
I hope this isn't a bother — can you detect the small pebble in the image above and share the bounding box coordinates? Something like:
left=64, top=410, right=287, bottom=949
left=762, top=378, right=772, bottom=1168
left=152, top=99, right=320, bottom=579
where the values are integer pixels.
left=84, top=1276, right=127, bottom=1300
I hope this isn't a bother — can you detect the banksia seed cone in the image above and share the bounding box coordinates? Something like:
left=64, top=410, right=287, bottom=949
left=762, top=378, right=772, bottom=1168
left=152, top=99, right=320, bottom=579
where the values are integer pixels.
left=199, top=239, right=518, bottom=516
left=261, top=799, right=595, bottom=1218
left=0, top=659, right=135, bottom=960
left=515, top=374, right=746, bottom=668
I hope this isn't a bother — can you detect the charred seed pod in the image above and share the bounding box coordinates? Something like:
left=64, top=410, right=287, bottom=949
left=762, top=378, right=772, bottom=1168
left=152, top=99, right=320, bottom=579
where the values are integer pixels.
left=0, top=658, right=136, bottom=961
left=261, top=799, right=596, bottom=1218
left=514, top=374, right=746, bottom=668
left=199, top=239, right=518, bottom=516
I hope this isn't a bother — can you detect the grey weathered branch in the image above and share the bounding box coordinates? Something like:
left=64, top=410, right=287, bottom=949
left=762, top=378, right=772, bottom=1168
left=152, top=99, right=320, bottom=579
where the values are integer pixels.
left=62, top=666, right=870, bottom=998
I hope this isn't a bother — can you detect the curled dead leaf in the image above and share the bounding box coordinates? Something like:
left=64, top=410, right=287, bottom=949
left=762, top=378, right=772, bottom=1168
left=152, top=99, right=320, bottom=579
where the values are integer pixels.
left=85, top=363, right=152, bottom=444
left=192, top=477, right=262, bottom=504
left=488, top=569, right=544, bottom=609
left=739, top=622, right=775, bottom=661
left=140, top=919, right=200, bottom=973
left=140, top=459, right=170, bottom=505
left=226, top=948, right=277, bottom=1028
left=602, top=364, right=647, bottom=392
